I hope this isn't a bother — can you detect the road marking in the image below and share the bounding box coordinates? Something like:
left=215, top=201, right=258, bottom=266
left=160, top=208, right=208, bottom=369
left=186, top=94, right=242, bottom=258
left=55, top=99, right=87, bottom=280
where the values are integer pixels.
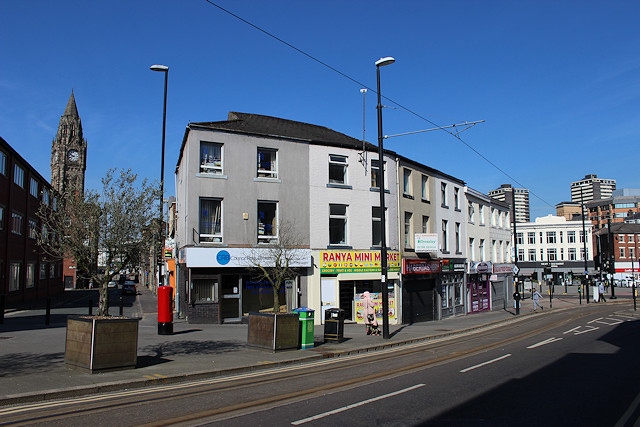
left=527, top=337, right=563, bottom=349
left=291, top=384, right=425, bottom=425
left=592, top=317, right=624, bottom=326
left=459, top=354, right=511, bottom=373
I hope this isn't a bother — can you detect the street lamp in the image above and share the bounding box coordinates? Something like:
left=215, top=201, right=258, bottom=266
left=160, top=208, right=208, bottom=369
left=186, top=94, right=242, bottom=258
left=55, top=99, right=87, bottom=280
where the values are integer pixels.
left=150, top=64, right=169, bottom=289
left=376, top=56, right=394, bottom=340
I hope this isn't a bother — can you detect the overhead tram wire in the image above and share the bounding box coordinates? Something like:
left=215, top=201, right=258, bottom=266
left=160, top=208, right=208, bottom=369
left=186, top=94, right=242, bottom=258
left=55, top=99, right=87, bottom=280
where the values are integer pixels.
left=203, top=0, right=555, bottom=211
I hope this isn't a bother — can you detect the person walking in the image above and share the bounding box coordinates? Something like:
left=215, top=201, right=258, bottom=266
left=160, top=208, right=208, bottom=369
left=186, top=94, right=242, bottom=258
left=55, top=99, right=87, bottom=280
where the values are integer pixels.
left=362, top=291, right=380, bottom=335
left=598, top=282, right=607, bottom=302
left=532, top=288, right=544, bottom=311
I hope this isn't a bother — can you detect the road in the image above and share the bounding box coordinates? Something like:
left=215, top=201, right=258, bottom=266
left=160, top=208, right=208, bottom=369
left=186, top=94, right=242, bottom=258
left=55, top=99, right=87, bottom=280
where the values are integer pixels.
left=1, top=304, right=638, bottom=426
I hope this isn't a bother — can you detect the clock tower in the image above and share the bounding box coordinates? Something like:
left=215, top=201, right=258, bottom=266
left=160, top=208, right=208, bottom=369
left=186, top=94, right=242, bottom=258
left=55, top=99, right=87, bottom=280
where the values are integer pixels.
left=51, top=91, right=87, bottom=194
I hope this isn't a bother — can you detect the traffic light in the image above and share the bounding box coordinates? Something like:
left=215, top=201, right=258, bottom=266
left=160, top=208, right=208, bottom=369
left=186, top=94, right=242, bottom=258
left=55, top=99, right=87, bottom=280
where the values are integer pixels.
left=531, top=272, right=538, bottom=280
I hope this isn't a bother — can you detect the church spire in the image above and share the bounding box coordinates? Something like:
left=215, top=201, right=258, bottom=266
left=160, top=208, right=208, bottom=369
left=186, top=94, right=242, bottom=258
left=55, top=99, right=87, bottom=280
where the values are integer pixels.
left=63, top=90, right=79, bottom=117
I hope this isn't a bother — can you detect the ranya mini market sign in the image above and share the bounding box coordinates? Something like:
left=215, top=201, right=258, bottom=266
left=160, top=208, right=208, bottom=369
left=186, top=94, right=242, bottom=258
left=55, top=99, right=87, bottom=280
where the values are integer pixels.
left=320, top=250, right=400, bottom=274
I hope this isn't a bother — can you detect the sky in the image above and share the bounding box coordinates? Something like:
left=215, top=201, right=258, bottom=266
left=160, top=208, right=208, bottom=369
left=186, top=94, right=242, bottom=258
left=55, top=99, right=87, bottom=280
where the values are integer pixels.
left=1, top=1, right=639, bottom=220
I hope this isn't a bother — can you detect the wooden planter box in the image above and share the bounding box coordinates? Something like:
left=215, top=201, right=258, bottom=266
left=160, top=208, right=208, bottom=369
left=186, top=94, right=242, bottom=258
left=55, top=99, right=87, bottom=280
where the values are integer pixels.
left=65, top=316, right=139, bottom=373
left=247, top=312, right=300, bottom=352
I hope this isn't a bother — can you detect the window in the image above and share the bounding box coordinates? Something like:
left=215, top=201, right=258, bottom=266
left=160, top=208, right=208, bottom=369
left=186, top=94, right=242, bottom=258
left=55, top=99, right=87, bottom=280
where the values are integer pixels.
left=518, top=248, right=524, bottom=262
left=568, top=248, right=577, bottom=260
left=620, top=247, right=626, bottom=258
left=258, top=201, right=278, bottom=243
left=26, top=263, right=35, bottom=288
left=0, top=206, right=4, bottom=231
left=528, top=249, right=536, bottom=261
left=527, top=232, right=535, bottom=244
left=455, top=222, right=461, bottom=253
left=547, top=248, right=557, bottom=261
left=479, top=205, right=485, bottom=225
left=42, top=189, right=50, bottom=205
left=516, top=232, right=524, bottom=245
left=14, top=164, right=24, bottom=188
left=49, top=263, right=55, bottom=279
left=257, top=148, right=278, bottom=178
left=479, top=239, right=485, bottom=261
left=40, top=263, right=47, bottom=280
left=454, top=187, right=460, bottom=210
left=491, top=208, right=496, bottom=226
left=372, top=207, right=382, bottom=247
left=559, top=231, right=564, bottom=243
left=567, top=231, right=576, bottom=243
left=10, top=262, right=21, bottom=291
left=0, top=150, right=6, bottom=175
left=580, top=231, right=586, bottom=243
left=329, top=204, right=348, bottom=245
left=199, top=198, right=222, bottom=243
left=403, top=169, right=412, bottom=196
left=371, top=160, right=380, bottom=188
left=618, top=235, right=625, bottom=243
left=468, top=203, right=475, bottom=223
left=421, top=175, right=429, bottom=201
left=441, top=183, right=447, bottom=207
left=404, top=212, right=413, bottom=248
left=11, top=212, right=23, bottom=235
left=191, top=276, right=219, bottom=302
left=329, top=155, right=348, bottom=185
left=30, top=177, right=39, bottom=198
left=199, top=141, right=223, bottom=175
left=441, top=220, right=448, bottom=252
left=28, top=218, right=37, bottom=239
left=422, top=215, right=429, bottom=233
left=469, top=238, right=475, bottom=261
left=630, top=247, right=636, bottom=259
left=546, top=231, right=556, bottom=244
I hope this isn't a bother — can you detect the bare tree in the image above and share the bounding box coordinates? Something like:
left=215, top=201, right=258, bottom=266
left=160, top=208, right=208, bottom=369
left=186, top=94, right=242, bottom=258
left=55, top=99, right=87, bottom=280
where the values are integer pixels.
left=37, top=169, right=160, bottom=316
left=244, top=218, right=310, bottom=313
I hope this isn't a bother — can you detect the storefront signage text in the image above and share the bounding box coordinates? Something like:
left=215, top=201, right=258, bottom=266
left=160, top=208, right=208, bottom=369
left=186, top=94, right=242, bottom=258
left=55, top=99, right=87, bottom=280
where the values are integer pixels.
left=320, top=250, right=400, bottom=274
left=403, top=259, right=441, bottom=275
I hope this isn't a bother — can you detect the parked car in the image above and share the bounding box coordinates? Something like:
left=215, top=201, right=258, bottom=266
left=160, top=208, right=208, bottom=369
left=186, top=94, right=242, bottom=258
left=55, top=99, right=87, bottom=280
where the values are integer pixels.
left=121, top=281, right=137, bottom=295
left=107, top=281, right=118, bottom=289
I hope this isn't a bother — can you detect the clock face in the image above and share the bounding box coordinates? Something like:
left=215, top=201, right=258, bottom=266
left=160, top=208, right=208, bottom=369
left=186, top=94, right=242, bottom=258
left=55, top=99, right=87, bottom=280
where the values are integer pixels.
left=67, top=149, right=79, bottom=162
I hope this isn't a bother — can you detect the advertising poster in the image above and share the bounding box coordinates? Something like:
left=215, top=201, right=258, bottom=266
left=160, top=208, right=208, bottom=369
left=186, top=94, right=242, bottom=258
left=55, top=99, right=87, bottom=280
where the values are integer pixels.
left=354, top=292, right=397, bottom=324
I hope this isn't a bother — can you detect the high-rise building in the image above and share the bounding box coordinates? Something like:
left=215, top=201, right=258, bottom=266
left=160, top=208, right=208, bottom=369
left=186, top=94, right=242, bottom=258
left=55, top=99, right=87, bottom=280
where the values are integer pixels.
left=488, top=184, right=530, bottom=223
left=570, top=174, right=616, bottom=204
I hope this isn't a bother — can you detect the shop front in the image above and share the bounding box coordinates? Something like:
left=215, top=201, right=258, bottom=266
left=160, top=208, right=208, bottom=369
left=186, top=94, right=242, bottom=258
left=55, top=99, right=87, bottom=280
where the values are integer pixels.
left=315, top=250, right=400, bottom=325
left=401, top=258, right=440, bottom=324
left=178, top=247, right=311, bottom=324
left=468, top=261, right=491, bottom=314
left=440, top=259, right=466, bottom=318
left=491, top=263, right=515, bottom=311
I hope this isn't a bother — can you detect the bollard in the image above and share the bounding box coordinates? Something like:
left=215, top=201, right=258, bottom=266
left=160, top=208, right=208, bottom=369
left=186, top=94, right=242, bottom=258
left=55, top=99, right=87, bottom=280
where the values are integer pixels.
left=513, top=292, right=521, bottom=315
left=119, top=297, right=124, bottom=316
left=88, top=299, right=93, bottom=316
left=0, top=294, right=5, bottom=324
left=45, top=298, right=51, bottom=326
left=578, top=286, right=582, bottom=305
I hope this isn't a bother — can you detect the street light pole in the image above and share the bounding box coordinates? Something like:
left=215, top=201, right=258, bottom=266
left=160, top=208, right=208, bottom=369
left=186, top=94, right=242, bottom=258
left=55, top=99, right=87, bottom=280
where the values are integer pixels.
left=150, top=64, right=169, bottom=289
left=375, top=56, right=394, bottom=340
left=581, top=187, right=589, bottom=303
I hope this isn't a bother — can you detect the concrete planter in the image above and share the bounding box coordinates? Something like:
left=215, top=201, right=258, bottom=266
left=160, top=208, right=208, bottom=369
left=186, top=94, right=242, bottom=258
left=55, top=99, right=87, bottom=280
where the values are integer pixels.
left=247, top=312, right=299, bottom=352
left=65, top=316, right=139, bottom=373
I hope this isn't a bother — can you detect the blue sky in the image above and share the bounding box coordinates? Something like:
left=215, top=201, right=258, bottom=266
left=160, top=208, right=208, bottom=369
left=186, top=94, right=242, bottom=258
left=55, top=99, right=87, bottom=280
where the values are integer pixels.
left=1, top=1, right=639, bottom=219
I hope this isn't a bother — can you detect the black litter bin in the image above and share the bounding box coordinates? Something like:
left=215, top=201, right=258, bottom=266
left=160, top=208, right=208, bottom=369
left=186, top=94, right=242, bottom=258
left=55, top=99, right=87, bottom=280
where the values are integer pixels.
left=324, top=308, right=345, bottom=343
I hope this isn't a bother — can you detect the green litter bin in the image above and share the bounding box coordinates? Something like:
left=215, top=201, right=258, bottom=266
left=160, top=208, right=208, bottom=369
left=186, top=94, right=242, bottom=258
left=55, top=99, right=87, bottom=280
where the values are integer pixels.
left=293, top=307, right=315, bottom=349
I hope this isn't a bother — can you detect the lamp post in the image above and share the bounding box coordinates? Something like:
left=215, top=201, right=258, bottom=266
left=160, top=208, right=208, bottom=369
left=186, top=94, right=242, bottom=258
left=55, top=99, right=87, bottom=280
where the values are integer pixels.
left=150, top=64, right=169, bottom=289
left=608, top=216, right=617, bottom=299
left=375, top=56, right=394, bottom=340
left=580, top=187, right=589, bottom=303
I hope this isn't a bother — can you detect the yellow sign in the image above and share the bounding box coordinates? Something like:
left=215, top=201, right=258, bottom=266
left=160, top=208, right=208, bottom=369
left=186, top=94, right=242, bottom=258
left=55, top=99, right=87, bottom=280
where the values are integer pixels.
left=320, top=250, right=400, bottom=274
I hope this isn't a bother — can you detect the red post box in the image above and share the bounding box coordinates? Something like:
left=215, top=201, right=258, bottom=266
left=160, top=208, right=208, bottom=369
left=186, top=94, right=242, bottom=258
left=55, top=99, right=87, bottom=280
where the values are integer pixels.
left=158, top=285, right=174, bottom=335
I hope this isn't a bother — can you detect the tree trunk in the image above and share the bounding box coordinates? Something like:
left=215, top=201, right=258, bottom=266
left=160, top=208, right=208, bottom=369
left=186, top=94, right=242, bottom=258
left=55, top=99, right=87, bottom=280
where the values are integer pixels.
left=273, top=285, right=280, bottom=313
left=98, top=283, right=109, bottom=316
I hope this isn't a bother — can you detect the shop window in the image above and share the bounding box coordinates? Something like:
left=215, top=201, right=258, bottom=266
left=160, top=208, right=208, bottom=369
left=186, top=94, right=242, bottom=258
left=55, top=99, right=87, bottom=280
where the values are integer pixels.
left=258, top=201, right=278, bottom=243
left=329, top=154, right=348, bottom=185
left=329, top=204, right=348, bottom=245
left=199, top=198, right=222, bottom=243
left=257, top=148, right=278, bottom=178
left=191, top=277, right=219, bottom=302
left=199, top=141, right=223, bottom=175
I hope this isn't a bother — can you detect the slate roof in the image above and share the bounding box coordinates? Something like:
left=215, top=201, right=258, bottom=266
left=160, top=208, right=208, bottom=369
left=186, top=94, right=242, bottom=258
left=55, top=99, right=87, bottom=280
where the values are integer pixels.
left=177, top=112, right=380, bottom=167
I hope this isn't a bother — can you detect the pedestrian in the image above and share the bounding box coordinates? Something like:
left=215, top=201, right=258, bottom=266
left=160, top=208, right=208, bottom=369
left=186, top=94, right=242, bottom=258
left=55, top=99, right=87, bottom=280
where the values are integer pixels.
left=532, top=288, right=544, bottom=311
left=362, top=291, right=380, bottom=336
left=598, top=282, right=607, bottom=302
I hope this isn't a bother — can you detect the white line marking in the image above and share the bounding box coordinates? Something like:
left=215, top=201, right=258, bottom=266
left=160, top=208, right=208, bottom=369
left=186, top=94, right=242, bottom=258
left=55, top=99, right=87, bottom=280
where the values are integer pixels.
left=291, top=384, right=425, bottom=425
left=527, top=337, right=563, bottom=349
left=459, top=354, right=511, bottom=373
left=564, top=327, right=581, bottom=334
left=574, top=325, right=599, bottom=335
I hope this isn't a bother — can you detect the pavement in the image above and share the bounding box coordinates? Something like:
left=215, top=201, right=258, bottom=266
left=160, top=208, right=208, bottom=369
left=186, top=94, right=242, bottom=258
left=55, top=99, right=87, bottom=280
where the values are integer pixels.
left=1, top=285, right=638, bottom=406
